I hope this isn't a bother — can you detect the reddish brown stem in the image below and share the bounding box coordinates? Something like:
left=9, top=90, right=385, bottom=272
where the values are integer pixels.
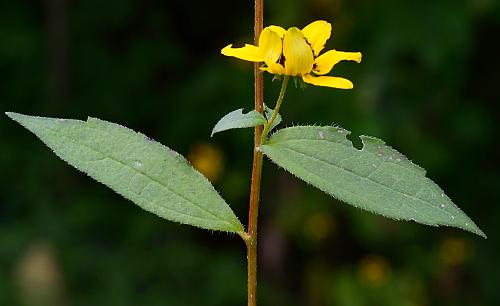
left=246, top=1, right=264, bottom=306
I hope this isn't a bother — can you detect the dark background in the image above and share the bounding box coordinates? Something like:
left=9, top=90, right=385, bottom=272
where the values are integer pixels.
left=1, top=0, right=499, bottom=305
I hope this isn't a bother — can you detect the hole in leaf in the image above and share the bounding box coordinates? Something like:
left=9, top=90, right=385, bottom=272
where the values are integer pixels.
left=347, top=132, right=363, bottom=150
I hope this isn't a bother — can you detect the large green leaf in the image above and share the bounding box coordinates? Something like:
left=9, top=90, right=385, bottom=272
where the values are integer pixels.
left=261, top=126, right=485, bottom=238
left=6, top=112, right=244, bottom=233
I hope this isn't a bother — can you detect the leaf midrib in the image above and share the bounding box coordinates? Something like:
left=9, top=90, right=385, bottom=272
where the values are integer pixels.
left=264, top=142, right=456, bottom=222
left=41, top=122, right=236, bottom=228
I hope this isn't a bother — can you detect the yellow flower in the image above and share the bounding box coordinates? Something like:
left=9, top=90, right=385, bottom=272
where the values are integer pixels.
left=221, top=20, right=362, bottom=89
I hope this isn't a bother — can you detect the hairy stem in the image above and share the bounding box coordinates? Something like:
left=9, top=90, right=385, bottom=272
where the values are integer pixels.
left=246, top=1, right=264, bottom=306
left=245, top=76, right=289, bottom=306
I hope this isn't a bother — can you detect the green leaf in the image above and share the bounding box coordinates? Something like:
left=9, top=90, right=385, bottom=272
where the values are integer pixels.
left=6, top=112, right=244, bottom=233
left=261, top=125, right=485, bottom=238
left=264, top=104, right=282, bottom=131
left=211, top=108, right=266, bottom=137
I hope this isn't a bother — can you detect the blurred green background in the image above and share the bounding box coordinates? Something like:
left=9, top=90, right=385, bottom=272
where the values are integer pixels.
left=1, top=0, right=499, bottom=305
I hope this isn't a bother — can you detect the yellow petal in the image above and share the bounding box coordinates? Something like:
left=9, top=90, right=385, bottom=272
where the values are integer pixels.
left=260, top=62, right=285, bottom=75
left=268, top=25, right=286, bottom=38
left=221, top=44, right=263, bottom=62
left=259, top=28, right=283, bottom=64
left=301, top=20, right=332, bottom=56
left=283, top=27, right=314, bottom=76
left=313, top=50, right=362, bottom=75
left=302, top=74, right=354, bottom=89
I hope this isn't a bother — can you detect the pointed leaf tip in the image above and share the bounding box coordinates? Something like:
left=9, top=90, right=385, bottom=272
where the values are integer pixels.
left=5, top=111, right=17, bottom=120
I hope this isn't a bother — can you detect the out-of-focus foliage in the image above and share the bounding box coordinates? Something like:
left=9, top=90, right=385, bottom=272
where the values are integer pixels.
left=1, top=0, right=498, bottom=306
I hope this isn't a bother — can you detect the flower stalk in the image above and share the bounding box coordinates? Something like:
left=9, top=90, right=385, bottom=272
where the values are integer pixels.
left=261, top=76, right=289, bottom=144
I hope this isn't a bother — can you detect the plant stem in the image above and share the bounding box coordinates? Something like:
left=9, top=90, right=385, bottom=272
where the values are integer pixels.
left=246, top=1, right=264, bottom=306
left=245, top=76, right=289, bottom=306
left=261, top=76, right=289, bottom=144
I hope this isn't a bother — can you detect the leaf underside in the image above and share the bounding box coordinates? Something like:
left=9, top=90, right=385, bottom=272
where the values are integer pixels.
left=261, top=126, right=485, bottom=238
left=7, top=112, right=243, bottom=233
left=211, top=108, right=266, bottom=136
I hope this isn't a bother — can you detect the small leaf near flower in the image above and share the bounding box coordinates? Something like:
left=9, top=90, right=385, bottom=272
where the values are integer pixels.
left=264, top=104, right=282, bottom=131
left=211, top=108, right=267, bottom=137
